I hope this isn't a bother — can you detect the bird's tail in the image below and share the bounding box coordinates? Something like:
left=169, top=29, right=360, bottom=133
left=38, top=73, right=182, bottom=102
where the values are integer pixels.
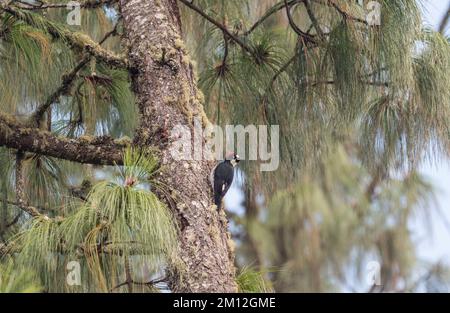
left=214, top=194, right=222, bottom=210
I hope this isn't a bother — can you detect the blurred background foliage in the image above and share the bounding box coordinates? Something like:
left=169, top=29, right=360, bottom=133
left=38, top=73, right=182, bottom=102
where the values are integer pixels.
left=0, top=0, right=449, bottom=292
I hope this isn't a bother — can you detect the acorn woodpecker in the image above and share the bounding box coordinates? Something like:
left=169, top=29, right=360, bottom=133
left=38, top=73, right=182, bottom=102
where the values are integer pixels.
left=210, top=152, right=240, bottom=208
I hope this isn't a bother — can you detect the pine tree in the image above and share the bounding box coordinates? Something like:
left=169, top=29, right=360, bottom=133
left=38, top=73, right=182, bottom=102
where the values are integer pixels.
left=0, top=0, right=449, bottom=292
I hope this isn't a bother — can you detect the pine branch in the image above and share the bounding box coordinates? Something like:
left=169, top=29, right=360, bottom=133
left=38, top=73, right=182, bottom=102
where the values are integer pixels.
left=0, top=113, right=127, bottom=165
left=14, top=0, right=117, bottom=10
left=308, top=80, right=389, bottom=87
left=0, top=3, right=129, bottom=68
left=220, top=31, right=229, bottom=71
left=29, top=22, right=121, bottom=126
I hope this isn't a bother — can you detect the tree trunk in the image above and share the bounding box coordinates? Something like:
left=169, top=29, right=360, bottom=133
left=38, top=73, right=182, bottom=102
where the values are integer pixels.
left=119, top=0, right=237, bottom=292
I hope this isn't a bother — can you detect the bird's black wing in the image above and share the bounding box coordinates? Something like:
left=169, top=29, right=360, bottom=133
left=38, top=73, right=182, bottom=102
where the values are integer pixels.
left=220, top=170, right=234, bottom=197
left=213, top=162, right=234, bottom=206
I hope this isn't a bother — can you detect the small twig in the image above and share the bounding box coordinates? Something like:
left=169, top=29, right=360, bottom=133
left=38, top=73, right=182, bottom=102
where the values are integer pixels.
left=177, top=0, right=255, bottom=56
left=29, top=21, right=122, bottom=126
left=30, top=56, right=91, bottom=126
left=99, top=18, right=121, bottom=45
left=244, top=0, right=302, bottom=36
left=217, top=30, right=229, bottom=76
left=109, top=276, right=167, bottom=292
left=14, top=152, right=44, bottom=218
left=6, top=211, right=22, bottom=227
left=316, top=0, right=369, bottom=25
left=0, top=205, right=23, bottom=234
left=304, top=0, right=325, bottom=40
left=284, top=0, right=317, bottom=44
left=124, top=256, right=133, bottom=293
left=1, top=198, right=53, bottom=216
left=439, top=3, right=450, bottom=34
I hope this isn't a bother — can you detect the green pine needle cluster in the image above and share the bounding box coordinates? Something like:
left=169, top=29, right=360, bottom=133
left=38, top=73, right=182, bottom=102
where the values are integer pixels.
left=236, top=266, right=274, bottom=293
left=8, top=149, right=178, bottom=292
left=0, top=257, right=42, bottom=293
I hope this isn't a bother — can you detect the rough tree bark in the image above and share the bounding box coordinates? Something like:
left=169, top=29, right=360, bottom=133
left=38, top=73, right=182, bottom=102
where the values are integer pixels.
left=0, top=113, right=125, bottom=165
left=119, top=0, right=237, bottom=292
